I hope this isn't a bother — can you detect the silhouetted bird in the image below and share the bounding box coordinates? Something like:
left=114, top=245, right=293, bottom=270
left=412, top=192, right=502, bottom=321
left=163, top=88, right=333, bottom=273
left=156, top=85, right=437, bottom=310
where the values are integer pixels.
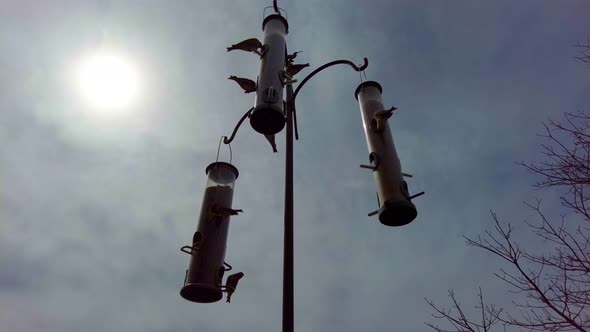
left=225, top=272, right=245, bottom=303
left=212, top=206, right=243, bottom=217
left=265, top=134, right=278, bottom=153
left=226, top=38, right=266, bottom=56
left=286, top=51, right=302, bottom=64
left=372, top=106, right=397, bottom=132
left=228, top=76, right=257, bottom=93
left=284, top=63, right=309, bottom=77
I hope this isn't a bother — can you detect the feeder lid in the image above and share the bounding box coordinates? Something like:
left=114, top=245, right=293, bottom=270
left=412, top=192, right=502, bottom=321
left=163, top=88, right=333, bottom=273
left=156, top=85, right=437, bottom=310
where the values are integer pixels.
left=378, top=199, right=416, bottom=227
left=355, top=81, right=383, bottom=100
left=205, top=162, right=239, bottom=179
left=262, top=14, right=289, bottom=34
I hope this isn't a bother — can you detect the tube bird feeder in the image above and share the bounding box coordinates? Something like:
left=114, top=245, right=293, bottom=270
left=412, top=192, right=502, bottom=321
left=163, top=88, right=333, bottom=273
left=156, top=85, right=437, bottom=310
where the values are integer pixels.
left=180, top=162, right=241, bottom=303
left=355, top=81, right=418, bottom=227
left=249, top=14, right=289, bottom=135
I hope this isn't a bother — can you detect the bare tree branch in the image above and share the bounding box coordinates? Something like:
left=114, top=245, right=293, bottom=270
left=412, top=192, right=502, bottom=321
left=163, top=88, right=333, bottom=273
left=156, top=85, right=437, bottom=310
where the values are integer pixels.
left=427, top=88, right=590, bottom=331
left=574, top=37, right=590, bottom=65
left=426, top=288, right=503, bottom=332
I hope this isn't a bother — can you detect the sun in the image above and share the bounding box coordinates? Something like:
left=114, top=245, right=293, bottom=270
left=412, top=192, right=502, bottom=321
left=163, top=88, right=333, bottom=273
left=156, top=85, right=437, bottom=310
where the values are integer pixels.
left=76, top=51, right=140, bottom=110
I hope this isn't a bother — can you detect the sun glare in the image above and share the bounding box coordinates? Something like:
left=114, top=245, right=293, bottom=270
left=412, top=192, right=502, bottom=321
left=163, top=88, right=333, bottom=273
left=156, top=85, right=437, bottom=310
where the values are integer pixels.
left=76, top=52, right=140, bottom=111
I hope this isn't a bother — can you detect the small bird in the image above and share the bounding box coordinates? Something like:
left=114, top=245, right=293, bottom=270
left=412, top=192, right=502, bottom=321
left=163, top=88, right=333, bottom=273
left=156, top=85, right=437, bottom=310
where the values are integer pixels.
left=212, top=206, right=243, bottom=217
left=372, top=106, right=397, bottom=132
left=227, top=38, right=262, bottom=52
left=228, top=76, right=257, bottom=93
left=225, top=272, right=245, bottom=303
left=284, top=63, right=310, bottom=77
left=265, top=134, right=278, bottom=153
left=227, top=38, right=266, bottom=56
left=286, top=51, right=302, bottom=64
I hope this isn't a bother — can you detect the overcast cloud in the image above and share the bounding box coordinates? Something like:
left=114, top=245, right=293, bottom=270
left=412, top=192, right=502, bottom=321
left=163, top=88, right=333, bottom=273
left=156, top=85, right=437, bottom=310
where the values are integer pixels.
left=1, top=1, right=590, bottom=331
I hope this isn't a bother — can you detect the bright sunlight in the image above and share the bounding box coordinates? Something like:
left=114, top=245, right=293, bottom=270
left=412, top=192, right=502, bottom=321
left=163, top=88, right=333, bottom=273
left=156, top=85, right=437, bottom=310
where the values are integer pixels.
left=75, top=51, right=140, bottom=111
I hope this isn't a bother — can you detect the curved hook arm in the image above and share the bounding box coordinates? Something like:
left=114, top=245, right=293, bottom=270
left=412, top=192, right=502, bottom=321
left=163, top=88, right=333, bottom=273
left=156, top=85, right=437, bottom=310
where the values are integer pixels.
left=223, top=107, right=254, bottom=145
left=291, top=57, right=368, bottom=103
left=288, top=57, right=368, bottom=140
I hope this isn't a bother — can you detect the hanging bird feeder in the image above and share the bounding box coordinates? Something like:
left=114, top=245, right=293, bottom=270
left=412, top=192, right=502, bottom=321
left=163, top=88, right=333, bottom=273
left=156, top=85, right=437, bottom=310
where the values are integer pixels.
left=180, top=161, right=244, bottom=303
left=356, top=81, right=422, bottom=227
left=249, top=13, right=289, bottom=135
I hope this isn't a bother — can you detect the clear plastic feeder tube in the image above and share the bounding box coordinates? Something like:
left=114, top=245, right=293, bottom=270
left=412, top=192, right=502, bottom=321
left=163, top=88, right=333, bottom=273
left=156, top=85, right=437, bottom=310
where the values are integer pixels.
left=355, top=81, right=417, bottom=227
left=180, top=162, right=239, bottom=303
left=249, top=14, right=289, bottom=135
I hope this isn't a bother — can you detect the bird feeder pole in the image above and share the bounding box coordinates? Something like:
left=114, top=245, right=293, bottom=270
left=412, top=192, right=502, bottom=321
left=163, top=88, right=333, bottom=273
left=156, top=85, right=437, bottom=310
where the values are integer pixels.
left=283, top=83, right=295, bottom=332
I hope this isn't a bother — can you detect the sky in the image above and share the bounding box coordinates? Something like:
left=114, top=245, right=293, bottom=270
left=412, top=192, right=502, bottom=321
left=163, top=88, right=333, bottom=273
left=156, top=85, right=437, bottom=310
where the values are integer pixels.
left=1, top=1, right=590, bottom=331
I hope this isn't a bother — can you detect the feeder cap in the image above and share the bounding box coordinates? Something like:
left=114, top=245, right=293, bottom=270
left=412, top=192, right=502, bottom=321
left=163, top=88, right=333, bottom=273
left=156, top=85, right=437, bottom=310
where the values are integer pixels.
left=262, top=14, right=289, bottom=34
left=180, top=283, right=223, bottom=303
left=355, top=81, right=383, bottom=100
left=378, top=199, right=417, bottom=227
left=205, top=162, right=239, bottom=179
left=250, top=104, right=286, bottom=135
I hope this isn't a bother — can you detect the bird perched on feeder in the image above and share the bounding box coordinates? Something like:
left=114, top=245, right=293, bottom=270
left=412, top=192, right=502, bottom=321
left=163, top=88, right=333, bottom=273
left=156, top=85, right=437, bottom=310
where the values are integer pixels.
left=225, top=272, right=245, bottom=303
left=208, top=206, right=243, bottom=224
left=228, top=76, right=257, bottom=93
left=265, top=134, right=278, bottom=153
left=284, top=63, right=310, bottom=77
left=226, top=38, right=267, bottom=57
left=212, top=206, right=243, bottom=217
left=372, top=106, right=397, bottom=132
left=286, top=51, right=302, bottom=65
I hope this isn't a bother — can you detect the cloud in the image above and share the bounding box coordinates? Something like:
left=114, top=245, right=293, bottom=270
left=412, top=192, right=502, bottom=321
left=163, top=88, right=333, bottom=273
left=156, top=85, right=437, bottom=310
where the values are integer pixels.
left=1, top=1, right=589, bottom=332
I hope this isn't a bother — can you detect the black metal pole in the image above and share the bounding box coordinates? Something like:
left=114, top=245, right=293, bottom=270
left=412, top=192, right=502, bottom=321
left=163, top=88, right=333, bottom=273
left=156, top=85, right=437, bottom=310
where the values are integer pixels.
left=283, top=84, right=294, bottom=332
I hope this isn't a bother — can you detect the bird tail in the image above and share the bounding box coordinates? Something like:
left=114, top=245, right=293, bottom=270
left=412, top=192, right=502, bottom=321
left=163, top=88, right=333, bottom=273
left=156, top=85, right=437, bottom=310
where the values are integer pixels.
left=265, top=135, right=278, bottom=153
